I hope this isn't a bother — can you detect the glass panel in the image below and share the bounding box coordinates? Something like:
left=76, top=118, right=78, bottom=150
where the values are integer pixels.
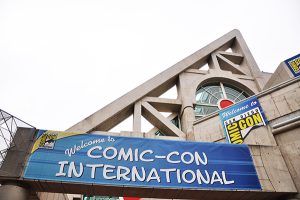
left=226, top=93, right=236, bottom=101
left=205, top=85, right=223, bottom=96
left=224, top=86, right=240, bottom=100
left=195, top=88, right=210, bottom=104
left=237, top=94, right=247, bottom=102
left=194, top=105, right=204, bottom=116
left=204, top=85, right=224, bottom=104
left=204, top=105, right=219, bottom=115
left=223, top=85, right=248, bottom=103
left=194, top=105, right=218, bottom=116
left=196, top=85, right=223, bottom=105
left=171, top=116, right=179, bottom=128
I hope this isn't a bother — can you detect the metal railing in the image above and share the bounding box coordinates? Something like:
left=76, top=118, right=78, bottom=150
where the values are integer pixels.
left=0, top=109, right=35, bottom=167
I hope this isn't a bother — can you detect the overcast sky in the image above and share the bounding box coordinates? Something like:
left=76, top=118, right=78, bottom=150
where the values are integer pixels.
left=0, top=0, right=299, bottom=132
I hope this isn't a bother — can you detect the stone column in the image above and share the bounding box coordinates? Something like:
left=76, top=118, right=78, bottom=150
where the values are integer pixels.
left=0, top=182, right=30, bottom=200
left=181, top=105, right=195, bottom=141
left=178, top=74, right=196, bottom=141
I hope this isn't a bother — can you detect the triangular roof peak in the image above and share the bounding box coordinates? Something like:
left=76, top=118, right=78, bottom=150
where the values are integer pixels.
left=67, top=29, right=263, bottom=133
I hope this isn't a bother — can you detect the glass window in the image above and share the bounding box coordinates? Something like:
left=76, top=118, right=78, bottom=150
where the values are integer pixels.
left=223, top=85, right=247, bottom=102
left=195, top=82, right=248, bottom=118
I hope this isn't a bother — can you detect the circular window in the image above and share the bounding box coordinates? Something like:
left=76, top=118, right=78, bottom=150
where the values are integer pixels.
left=194, top=82, right=249, bottom=117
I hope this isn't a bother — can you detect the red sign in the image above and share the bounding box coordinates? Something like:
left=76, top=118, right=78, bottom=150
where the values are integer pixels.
left=218, top=99, right=234, bottom=109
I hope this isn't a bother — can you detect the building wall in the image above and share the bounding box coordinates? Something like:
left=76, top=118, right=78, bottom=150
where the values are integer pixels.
left=275, top=126, right=300, bottom=192
left=264, top=62, right=294, bottom=89
left=192, top=78, right=300, bottom=196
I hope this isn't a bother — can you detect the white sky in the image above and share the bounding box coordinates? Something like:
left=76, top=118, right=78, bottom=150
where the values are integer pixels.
left=0, top=0, right=299, bottom=132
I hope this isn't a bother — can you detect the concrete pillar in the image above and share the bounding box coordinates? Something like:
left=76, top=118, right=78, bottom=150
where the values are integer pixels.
left=0, top=182, right=30, bottom=200
left=181, top=105, right=195, bottom=141
left=133, top=101, right=142, bottom=132
left=178, top=74, right=196, bottom=141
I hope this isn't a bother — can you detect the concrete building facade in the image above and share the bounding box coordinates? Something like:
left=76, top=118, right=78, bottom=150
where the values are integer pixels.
left=0, top=29, right=299, bottom=200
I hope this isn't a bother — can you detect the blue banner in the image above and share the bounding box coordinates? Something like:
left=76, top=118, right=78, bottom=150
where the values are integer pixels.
left=24, top=130, right=261, bottom=190
left=219, top=96, right=268, bottom=144
left=285, top=53, right=300, bottom=77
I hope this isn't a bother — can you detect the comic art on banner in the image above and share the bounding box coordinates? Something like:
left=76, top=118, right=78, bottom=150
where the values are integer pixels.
left=219, top=96, right=268, bottom=144
left=23, top=130, right=261, bottom=190
left=285, top=54, right=300, bottom=77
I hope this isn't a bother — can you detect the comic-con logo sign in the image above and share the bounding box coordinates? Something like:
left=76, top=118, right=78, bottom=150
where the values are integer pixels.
left=219, top=97, right=268, bottom=144
left=285, top=54, right=300, bottom=77
left=39, top=131, right=58, bottom=149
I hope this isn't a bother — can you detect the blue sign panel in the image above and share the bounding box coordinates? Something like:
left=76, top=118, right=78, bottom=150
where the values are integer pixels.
left=24, top=130, right=261, bottom=190
left=219, top=96, right=268, bottom=144
left=285, top=54, right=300, bottom=77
